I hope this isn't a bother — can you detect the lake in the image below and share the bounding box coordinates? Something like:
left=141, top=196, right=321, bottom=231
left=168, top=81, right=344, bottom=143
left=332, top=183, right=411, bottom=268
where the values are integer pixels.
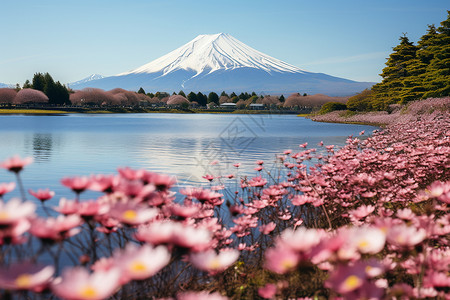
left=0, top=113, right=377, bottom=209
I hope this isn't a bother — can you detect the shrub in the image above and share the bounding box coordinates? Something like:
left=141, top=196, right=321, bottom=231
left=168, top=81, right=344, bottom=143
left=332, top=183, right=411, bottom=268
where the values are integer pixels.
left=318, top=101, right=347, bottom=114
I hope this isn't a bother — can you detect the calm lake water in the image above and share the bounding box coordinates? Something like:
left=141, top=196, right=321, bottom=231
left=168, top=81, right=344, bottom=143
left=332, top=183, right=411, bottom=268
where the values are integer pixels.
left=0, top=113, right=377, bottom=209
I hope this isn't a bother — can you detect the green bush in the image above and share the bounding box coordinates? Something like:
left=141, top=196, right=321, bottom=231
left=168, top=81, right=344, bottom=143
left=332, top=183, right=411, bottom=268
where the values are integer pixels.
left=318, top=102, right=347, bottom=114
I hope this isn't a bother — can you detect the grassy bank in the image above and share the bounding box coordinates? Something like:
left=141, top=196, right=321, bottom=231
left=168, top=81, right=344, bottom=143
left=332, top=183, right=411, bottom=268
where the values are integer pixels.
left=0, top=109, right=72, bottom=114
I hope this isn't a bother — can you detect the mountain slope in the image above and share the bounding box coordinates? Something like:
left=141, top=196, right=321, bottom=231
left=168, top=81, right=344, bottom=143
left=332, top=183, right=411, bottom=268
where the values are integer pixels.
left=68, top=74, right=105, bottom=88
left=70, top=33, right=374, bottom=95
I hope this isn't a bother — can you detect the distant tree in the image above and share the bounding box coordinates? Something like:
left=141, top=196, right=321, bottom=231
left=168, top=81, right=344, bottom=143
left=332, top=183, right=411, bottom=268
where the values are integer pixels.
left=303, top=93, right=308, bottom=96
left=0, top=88, right=17, bottom=104
left=32, top=73, right=46, bottom=92
left=220, top=91, right=229, bottom=98
left=251, top=91, right=257, bottom=97
left=147, top=93, right=154, bottom=98
left=207, top=92, right=219, bottom=105
left=14, top=88, right=48, bottom=104
left=230, top=92, right=237, bottom=98
left=178, top=90, right=186, bottom=97
left=187, top=92, right=198, bottom=104
left=167, top=95, right=189, bottom=106
left=23, top=80, right=32, bottom=89
left=15, top=84, right=21, bottom=92
left=347, top=89, right=374, bottom=111
left=138, top=87, right=146, bottom=94
left=279, top=95, right=285, bottom=102
left=46, top=81, right=70, bottom=105
left=196, top=92, right=207, bottom=106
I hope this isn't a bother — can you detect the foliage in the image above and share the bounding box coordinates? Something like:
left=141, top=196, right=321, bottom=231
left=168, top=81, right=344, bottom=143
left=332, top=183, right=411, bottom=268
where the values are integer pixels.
left=366, top=11, right=450, bottom=110
left=207, top=92, right=219, bottom=105
left=346, top=89, right=374, bottom=111
left=318, top=102, right=347, bottom=114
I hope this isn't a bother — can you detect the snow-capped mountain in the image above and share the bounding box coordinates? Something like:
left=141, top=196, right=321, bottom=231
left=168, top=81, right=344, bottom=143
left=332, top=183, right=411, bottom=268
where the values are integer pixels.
left=0, top=82, right=12, bottom=88
left=70, top=33, right=374, bottom=96
left=68, top=74, right=105, bottom=88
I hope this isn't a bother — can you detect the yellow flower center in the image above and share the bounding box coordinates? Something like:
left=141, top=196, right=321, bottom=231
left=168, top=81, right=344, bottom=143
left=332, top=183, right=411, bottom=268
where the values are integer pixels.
left=80, top=286, right=97, bottom=299
left=15, top=274, right=31, bottom=288
left=358, top=240, right=369, bottom=249
left=208, top=258, right=221, bottom=270
left=122, top=210, right=137, bottom=221
left=281, top=259, right=295, bottom=271
left=0, top=211, right=9, bottom=220
left=343, top=275, right=362, bottom=291
left=130, top=261, right=147, bottom=273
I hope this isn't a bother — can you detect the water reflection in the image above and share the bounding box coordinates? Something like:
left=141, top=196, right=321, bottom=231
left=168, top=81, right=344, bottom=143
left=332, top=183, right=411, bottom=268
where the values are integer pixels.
left=31, top=133, right=53, bottom=162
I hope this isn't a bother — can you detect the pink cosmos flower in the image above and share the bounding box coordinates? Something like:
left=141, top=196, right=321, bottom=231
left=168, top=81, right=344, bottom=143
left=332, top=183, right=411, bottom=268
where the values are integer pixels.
left=0, top=218, right=30, bottom=245
left=53, top=198, right=78, bottom=215
left=248, top=176, right=267, bottom=187
left=142, top=171, right=175, bottom=191
left=258, top=283, right=277, bottom=299
left=326, top=263, right=367, bottom=294
left=283, top=149, right=292, bottom=155
left=254, top=166, right=263, bottom=171
left=113, top=243, right=170, bottom=283
left=117, top=167, right=145, bottom=181
left=387, top=224, right=427, bottom=248
left=88, top=174, right=119, bottom=193
left=180, top=187, right=223, bottom=205
left=167, top=202, right=200, bottom=219
left=77, top=200, right=109, bottom=219
left=280, top=227, right=323, bottom=252
left=0, top=155, right=33, bottom=173
left=348, top=205, right=375, bottom=220
left=202, top=174, right=214, bottom=182
left=0, top=182, right=15, bottom=197
left=259, top=222, right=276, bottom=235
left=0, top=262, right=54, bottom=292
left=178, top=291, right=229, bottom=300
left=30, top=215, right=82, bottom=241
left=0, top=198, right=35, bottom=226
left=109, top=202, right=158, bottom=226
left=264, top=245, right=300, bottom=274
left=299, top=142, right=308, bottom=148
left=233, top=163, right=241, bottom=168
left=61, top=176, right=91, bottom=194
left=256, top=160, right=264, bottom=165
left=51, top=267, right=121, bottom=300
left=348, top=226, right=386, bottom=254
left=28, top=188, right=55, bottom=202
left=189, top=249, right=239, bottom=273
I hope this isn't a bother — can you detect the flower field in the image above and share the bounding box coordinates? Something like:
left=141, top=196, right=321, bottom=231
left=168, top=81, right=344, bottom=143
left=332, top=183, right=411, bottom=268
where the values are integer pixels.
left=0, top=98, right=448, bottom=299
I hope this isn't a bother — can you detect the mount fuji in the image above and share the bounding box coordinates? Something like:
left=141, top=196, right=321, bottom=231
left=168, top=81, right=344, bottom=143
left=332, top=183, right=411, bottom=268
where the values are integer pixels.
left=70, top=33, right=374, bottom=96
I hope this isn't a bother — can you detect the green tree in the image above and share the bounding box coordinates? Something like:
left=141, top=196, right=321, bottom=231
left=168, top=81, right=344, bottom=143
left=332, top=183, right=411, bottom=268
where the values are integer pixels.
left=220, top=91, right=229, bottom=97
left=178, top=90, right=186, bottom=97
left=23, top=80, right=32, bottom=89
left=279, top=95, right=285, bottom=103
left=207, top=92, right=219, bottom=104
left=422, top=11, right=450, bottom=98
left=187, top=92, right=198, bottom=104
left=138, top=87, right=146, bottom=94
left=196, top=92, right=207, bottom=106
left=32, top=73, right=46, bottom=92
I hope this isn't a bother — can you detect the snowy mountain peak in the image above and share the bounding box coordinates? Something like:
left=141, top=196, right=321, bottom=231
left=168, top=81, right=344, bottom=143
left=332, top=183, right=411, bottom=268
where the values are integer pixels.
left=118, top=33, right=307, bottom=77
left=68, top=74, right=105, bottom=87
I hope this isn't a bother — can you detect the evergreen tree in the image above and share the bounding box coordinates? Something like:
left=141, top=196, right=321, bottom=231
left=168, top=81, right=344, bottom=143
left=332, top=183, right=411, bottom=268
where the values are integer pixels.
left=422, top=11, right=450, bottom=98
left=187, top=92, right=198, bottom=104
left=32, top=73, right=46, bottom=92
left=207, top=92, right=219, bottom=104
left=371, top=35, right=417, bottom=109
left=230, top=92, right=237, bottom=98
left=138, top=87, right=146, bottom=94
left=196, top=92, right=207, bottom=106
left=23, top=80, right=32, bottom=89
left=178, top=90, right=186, bottom=97
left=220, top=91, right=229, bottom=97
left=279, top=95, right=285, bottom=102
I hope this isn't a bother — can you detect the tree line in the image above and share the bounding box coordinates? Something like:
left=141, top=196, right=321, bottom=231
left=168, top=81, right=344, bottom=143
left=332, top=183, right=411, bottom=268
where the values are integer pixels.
left=347, top=10, right=450, bottom=111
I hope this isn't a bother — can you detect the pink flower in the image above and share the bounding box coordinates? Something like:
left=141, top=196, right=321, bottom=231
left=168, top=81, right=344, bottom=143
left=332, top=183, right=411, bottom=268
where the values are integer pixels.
left=254, top=166, right=263, bottom=171
left=88, top=174, right=119, bottom=193
left=51, top=267, right=121, bottom=300
left=0, top=198, right=35, bottom=226
left=0, top=218, right=30, bottom=245
left=348, top=227, right=386, bottom=254
left=202, top=174, right=214, bottom=182
left=53, top=198, right=78, bottom=215
left=142, top=171, right=175, bottom=191
left=326, top=263, right=366, bottom=294
left=0, top=262, right=54, bottom=292
left=264, top=245, right=300, bottom=274
left=190, top=249, right=239, bottom=273
left=0, top=182, right=15, bottom=197
left=259, top=222, right=276, bottom=235
left=348, top=205, right=375, bottom=220
left=0, top=155, right=33, bottom=173
left=113, top=243, right=170, bottom=283
left=387, top=224, right=427, bottom=248
left=256, top=160, right=264, bottom=165
left=280, top=227, right=323, bottom=252
left=299, top=142, right=308, bottom=148
left=117, top=167, right=145, bottom=181
left=61, top=176, right=91, bottom=194
left=258, top=283, right=277, bottom=299
left=109, top=202, right=158, bottom=226
left=233, top=163, right=241, bottom=168
left=178, top=291, right=229, bottom=300
left=77, top=200, right=109, bottom=218
left=30, top=215, right=82, bottom=241
left=28, top=188, right=55, bottom=202
left=248, top=176, right=267, bottom=187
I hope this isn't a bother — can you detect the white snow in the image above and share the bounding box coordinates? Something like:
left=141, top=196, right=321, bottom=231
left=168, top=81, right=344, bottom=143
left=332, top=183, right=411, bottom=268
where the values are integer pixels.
left=118, top=33, right=307, bottom=76
left=68, top=74, right=105, bottom=87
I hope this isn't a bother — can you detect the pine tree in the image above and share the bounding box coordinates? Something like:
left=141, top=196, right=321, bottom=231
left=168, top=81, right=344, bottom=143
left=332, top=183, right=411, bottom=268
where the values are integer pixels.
left=422, top=11, right=450, bottom=98
left=187, top=92, right=198, bottom=104
left=207, top=92, right=219, bottom=104
left=178, top=90, right=186, bottom=97
left=371, top=35, right=417, bottom=109
left=196, top=92, right=207, bottom=106
left=138, top=87, right=146, bottom=94
left=32, top=73, right=46, bottom=92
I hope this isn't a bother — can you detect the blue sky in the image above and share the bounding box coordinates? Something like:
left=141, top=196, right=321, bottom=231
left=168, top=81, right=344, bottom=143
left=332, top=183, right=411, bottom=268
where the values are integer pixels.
left=0, top=0, right=448, bottom=85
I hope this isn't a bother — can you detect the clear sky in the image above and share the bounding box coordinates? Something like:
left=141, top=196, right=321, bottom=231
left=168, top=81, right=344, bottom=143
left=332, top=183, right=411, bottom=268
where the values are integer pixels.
left=0, top=0, right=448, bottom=85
